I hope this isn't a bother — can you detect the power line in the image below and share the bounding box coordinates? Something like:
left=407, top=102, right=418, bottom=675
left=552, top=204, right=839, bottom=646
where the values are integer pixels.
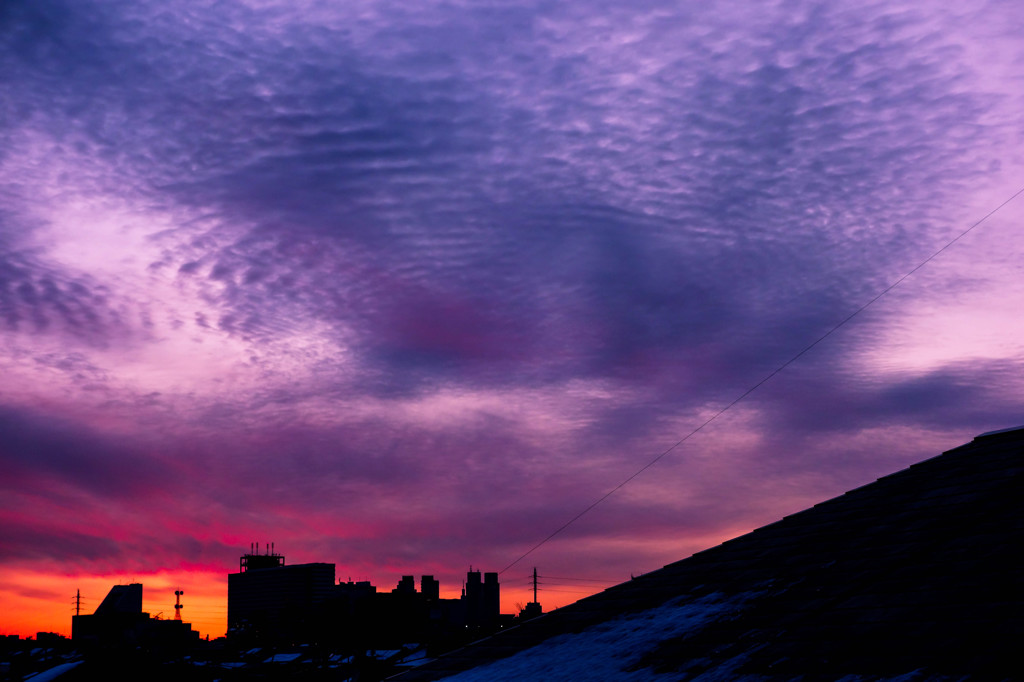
left=500, top=183, right=1024, bottom=575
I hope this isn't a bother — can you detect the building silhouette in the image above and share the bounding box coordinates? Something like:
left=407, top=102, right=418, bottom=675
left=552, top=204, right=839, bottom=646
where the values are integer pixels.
left=463, top=569, right=500, bottom=628
left=72, top=583, right=197, bottom=651
left=227, top=544, right=335, bottom=644
left=227, top=545, right=508, bottom=651
left=421, top=575, right=439, bottom=601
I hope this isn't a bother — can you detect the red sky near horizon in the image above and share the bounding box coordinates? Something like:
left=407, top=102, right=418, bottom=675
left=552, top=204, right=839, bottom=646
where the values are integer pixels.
left=3, top=0, right=1024, bottom=640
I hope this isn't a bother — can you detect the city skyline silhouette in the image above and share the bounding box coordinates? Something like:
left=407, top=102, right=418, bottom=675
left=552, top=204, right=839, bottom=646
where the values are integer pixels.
left=4, top=0, right=1024, bottom=643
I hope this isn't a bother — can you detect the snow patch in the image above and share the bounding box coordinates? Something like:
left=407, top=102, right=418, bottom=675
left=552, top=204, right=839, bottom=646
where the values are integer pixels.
left=441, top=591, right=754, bottom=681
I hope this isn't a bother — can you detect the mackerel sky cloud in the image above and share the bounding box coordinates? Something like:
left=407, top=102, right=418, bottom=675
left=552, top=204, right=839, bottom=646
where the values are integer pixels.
left=2, top=0, right=1024, bottom=637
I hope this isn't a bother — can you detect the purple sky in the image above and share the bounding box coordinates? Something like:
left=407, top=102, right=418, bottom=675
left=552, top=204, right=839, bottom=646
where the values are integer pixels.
left=3, top=0, right=1024, bottom=636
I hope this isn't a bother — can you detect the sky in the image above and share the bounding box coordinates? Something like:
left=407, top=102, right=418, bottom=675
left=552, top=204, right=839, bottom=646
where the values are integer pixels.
left=2, top=0, right=1024, bottom=639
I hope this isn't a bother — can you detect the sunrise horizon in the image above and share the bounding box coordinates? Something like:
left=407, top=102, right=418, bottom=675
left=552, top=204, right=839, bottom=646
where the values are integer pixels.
left=4, top=0, right=1024, bottom=655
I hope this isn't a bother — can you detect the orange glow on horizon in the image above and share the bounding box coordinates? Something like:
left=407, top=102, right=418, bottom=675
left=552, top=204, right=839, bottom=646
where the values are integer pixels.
left=0, top=566, right=605, bottom=640
left=0, top=569, right=227, bottom=640
left=8, top=541, right=764, bottom=642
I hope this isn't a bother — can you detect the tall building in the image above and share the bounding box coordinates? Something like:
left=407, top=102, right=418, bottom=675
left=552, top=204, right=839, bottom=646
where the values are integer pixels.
left=227, top=545, right=335, bottom=644
left=420, top=575, right=440, bottom=601
left=463, top=569, right=500, bottom=628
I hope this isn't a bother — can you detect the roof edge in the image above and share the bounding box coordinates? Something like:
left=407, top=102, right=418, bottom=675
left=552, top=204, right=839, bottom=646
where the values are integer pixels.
left=975, top=424, right=1024, bottom=439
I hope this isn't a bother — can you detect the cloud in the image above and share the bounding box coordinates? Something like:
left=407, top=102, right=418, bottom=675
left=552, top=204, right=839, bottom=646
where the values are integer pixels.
left=0, top=250, right=128, bottom=344
left=5, top=0, right=1008, bottom=389
left=0, top=404, right=173, bottom=500
left=756, top=359, right=1024, bottom=437
left=3, top=0, right=1024, bottom=629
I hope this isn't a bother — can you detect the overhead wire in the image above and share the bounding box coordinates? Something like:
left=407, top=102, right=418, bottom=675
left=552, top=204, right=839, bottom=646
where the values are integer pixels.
left=499, top=183, right=1024, bottom=575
